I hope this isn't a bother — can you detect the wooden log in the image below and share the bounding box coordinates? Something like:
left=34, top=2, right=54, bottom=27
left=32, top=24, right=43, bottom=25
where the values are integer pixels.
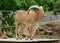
left=0, top=38, right=59, bottom=43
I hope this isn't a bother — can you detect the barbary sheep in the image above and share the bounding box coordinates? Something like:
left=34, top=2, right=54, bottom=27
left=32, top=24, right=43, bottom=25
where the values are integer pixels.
left=14, top=5, right=45, bottom=40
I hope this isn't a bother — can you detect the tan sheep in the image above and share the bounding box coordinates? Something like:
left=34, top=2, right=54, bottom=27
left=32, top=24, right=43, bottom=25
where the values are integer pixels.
left=14, top=5, right=45, bottom=40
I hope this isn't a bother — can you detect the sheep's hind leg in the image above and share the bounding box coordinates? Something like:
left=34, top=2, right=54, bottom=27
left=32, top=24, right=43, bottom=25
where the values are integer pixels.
left=16, top=24, right=19, bottom=40
left=16, top=23, right=22, bottom=40
left=18, top=24, right=23, bottom=40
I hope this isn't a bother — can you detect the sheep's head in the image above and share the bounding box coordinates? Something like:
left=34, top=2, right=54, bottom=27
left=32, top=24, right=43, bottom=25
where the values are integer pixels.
left=28, top=5, right=46, bottom=19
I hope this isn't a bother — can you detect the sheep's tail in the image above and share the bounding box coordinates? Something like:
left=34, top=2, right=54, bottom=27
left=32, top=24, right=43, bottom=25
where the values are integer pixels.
left=27, top=5, right=40, bottom=15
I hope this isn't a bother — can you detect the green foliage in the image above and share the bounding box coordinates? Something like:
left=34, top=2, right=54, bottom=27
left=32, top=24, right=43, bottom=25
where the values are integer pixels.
left=0, top=0, right=17, bottom=11
left=34, top=0, right=57, bottom=12
left=1, top=11, right=15, bottom=34
left=56, top=0, right=60, bottom=12
left=15, top=0, right=38, bottom=10
left=15, top=0, right=57, bottom=11
left=0, top=0, right=58, bottom=11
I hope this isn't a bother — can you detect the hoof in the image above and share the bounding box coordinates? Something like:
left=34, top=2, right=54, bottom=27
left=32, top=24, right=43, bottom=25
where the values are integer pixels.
left=30, top=36, right=33, bottom=40
left=19, top=37, right=22, bottom=39
left=25, top=38, right=28, bottom=40
left=25, top=37, right=29, bottom=40
left=30, top=38, right=33, bottom=40
left=16, top=37, right=19, bottom=40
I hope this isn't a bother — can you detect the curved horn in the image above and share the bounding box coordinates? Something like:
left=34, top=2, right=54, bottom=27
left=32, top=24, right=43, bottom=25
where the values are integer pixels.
left=28, top=5, right=40, bottom=15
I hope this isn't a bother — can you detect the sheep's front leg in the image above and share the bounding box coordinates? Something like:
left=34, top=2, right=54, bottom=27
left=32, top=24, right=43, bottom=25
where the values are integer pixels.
left=29, top=27, right=34, bottom=40
left=27, top=24, right=34, bottom=40
left=18, top=25, right=22, bottom=39
left=29, top=23, right=39, bottom=40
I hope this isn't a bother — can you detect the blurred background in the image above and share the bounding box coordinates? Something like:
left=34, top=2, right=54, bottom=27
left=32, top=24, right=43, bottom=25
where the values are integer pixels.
left=0, top=0, right=60, bottom=39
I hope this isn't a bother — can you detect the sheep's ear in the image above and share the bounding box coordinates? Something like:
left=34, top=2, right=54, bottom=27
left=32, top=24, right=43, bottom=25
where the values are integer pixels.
left=39, top=6, right=43, bottom=9
left=39, top=6, right=46, bottom=17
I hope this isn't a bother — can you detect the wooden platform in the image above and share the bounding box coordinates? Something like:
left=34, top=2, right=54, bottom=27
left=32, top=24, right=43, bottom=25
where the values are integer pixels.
left=0, top=38, right=59, bottom=43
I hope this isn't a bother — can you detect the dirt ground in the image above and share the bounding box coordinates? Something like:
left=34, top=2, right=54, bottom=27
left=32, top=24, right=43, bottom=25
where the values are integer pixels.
left=35, top=22, right=60, bottom=43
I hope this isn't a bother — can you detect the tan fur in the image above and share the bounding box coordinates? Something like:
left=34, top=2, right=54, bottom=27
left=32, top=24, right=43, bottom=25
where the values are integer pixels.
left=14, top=5, right=45, bottom=40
